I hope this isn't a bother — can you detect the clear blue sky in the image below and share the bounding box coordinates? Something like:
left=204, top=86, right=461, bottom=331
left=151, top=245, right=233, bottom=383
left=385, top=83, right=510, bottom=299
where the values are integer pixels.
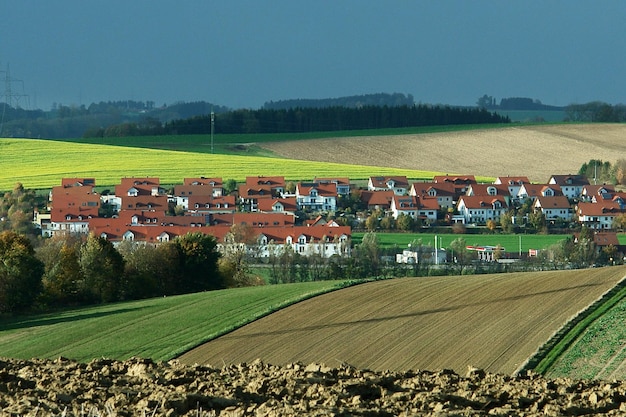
left=2, top=1, right=624, bottom=110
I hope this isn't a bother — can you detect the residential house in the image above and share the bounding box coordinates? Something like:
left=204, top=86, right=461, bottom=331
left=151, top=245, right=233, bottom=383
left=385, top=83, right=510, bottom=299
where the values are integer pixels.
left=255, top=225, right=351, bottom=258
left=432, top=175, right=476, bottom=199
left=533, top=196, right=573, bottom=221
left=49, top=178, right=100, bottom=236
left=234, top=212, right=296, bottom=228
left=115, top=177, right=167, bottom=211
left=409, top=182, right=456, bottom=209
left=580, top=184, right=616, bottom=203
left=576, top=201, right=624, bottom=230
left=548, top=174, right=589, bottom=200
left=367, top=176, right=409, bottom=195
left=187, top=195, right=236, bottom=214
left=314, top=177, right=352, bottom=196
left=359, top=190, right=395, bottom=211
left=465, top=183, right=512, bottom=206
left=516, top=184, right=562, bottom=204
left=174, top=179, right=223, bottom=210
left=239, top=176, right=286, bottom=211
left=295, top=182, right=338, bottom=212
left=390, top=195, right=438, bottom=223
left=494, top=176, right=530, bottom=200
left=456, top=195, right=508, bottom=225
left=257, top=197, right=298, bottom=215
left=183, top=177, right=223, bottom=195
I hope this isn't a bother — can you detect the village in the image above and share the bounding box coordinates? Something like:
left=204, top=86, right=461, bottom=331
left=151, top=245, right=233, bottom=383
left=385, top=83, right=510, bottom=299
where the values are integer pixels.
left=35, top=173, right=626, bottom=264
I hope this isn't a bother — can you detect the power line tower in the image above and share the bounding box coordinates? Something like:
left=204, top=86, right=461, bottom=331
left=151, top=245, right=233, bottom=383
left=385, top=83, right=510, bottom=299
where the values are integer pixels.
left=1, top=63, right=30, bottom=109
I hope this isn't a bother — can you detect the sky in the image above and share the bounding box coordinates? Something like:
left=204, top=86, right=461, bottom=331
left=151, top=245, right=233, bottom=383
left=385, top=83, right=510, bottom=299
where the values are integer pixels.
left=2, top=1, right=625, bottom=111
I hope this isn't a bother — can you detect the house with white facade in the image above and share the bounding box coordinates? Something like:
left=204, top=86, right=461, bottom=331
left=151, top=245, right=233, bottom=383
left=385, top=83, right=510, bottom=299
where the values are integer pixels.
left=576, top=201, right=624, bottom=230
left=295, top=182, right=338, bottom=212
left=533, top=196, right=573, bottom=221
left=368, top=176, right=409, bottom=195
left=456, top=195, right=508, bottom=225
left=548, top=174, right=589, bottom=200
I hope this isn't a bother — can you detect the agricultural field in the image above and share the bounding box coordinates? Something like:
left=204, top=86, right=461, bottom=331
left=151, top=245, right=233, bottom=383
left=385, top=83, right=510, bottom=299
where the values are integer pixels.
left=353, top=232, right=569, bottom=252
left=543, top=285, right=626, bottom=380
left=260, top=123, right=626, bottom=182
left=0, top=138, right=436, bottom=191
left=0, top=280, right=352, bottom=362
left=178, top=266, right=626, bottom=376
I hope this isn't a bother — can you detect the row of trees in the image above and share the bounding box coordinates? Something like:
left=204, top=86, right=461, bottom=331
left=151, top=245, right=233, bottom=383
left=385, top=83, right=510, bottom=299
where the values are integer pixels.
left=578, top=159, right=626, bottom=186
left=85, top=105, right=510, bottom=138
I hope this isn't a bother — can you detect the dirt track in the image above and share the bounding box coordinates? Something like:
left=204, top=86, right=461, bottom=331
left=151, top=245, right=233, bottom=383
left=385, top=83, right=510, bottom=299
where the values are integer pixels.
left=259, top=124, right=626, bottom=182
left=178, top=267, right=626, bottom=377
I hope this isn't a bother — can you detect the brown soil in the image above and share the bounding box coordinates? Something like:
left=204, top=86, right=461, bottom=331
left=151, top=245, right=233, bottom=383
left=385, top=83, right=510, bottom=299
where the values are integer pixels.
left=178, top=268, right=626, bottom=376
left=259, top=124, right=626, bottom=182
left=2, top=356, right=626, bottom=416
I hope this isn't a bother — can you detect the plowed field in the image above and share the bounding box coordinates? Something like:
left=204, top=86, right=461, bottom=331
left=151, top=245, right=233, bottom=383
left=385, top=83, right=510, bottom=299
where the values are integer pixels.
left=178, top=267, right=626, bottom=375
left=259, top=124, right=626, bottom=182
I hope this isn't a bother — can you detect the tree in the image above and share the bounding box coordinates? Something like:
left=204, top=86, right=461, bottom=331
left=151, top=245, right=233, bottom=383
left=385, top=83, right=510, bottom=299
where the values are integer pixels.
left=500, top=211, right=515, bottom=234
left=117, top=241, right=163, bottom=299
left=173, top=232, right=222, bottom=293
left=223, top=179, right=238, bottom=195
left=0, top=231, right=44, bottom=313
left=450, top=237, right=473, bottom=274
left=528, top=211, right=547, bottom=233
left=220, top=224, right=258, bottom=287
left=396, top=213, right=415, bottom=232
left=79, top=233, right=125, bottom=303
left=38, top=235, right=84, bottom=306
left=355, top=232, right=381, bottom=278
left=613, top=213, right=626, bottom=232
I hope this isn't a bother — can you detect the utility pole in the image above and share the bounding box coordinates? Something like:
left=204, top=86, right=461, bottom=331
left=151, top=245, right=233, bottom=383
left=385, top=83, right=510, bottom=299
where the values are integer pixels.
left=210, top=110, right=215, bottom=153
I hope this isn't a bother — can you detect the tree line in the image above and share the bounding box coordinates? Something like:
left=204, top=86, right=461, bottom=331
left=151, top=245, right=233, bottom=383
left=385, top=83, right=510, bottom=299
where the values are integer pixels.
left=93, top=104, right=510, bottom=138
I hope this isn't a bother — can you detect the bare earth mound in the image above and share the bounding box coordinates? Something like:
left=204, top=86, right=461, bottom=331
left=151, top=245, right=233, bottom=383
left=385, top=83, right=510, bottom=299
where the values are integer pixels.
left=2, top=356, right=626, bottom=416
left=259, top=124, right=626, bottom=182
left=178, top=267, right=626, bottom=376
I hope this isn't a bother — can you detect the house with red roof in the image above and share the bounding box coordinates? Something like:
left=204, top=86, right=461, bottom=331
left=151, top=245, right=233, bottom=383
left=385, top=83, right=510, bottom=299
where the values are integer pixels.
left=239, top=176, right=286, bottom=211
left=359, top=190, right=395, bottom=211
left=576, top=201, right=624, bottom=229
left=533, top=196, right=573, bottom=221
left=390, top=195, right=439, bottom=223
left=49, top=178, right=101, bottom=236
left=313, top=177, right=352, bottom=196
left=254, top=225, right=351, bottom=258
left=456, top=195, right=509, bottom=225
left=367, top=176, right=409, bottom=195
left=409, top=182, right=456, bottom=209
left=432, top=175, right=476, bottom=198
left=580, top=184, right=616, bottom=203
left=115, top=177, right=168, bottom=211
left=295, top=181, right=338, bottom=212
left=516, top=183, right=562, bottom=204
left=257, top=197, right=298, bottom=215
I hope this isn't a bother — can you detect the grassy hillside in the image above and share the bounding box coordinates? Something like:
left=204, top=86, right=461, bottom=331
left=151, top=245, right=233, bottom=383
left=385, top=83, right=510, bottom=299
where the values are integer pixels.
left=0, top=281, right=352, bottom=362
left=0, top=138, right=441, bottom=191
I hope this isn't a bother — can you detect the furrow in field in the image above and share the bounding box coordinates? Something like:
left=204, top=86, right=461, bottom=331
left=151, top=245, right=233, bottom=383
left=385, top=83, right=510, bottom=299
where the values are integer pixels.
left=178, top=267, right=626, bottom=375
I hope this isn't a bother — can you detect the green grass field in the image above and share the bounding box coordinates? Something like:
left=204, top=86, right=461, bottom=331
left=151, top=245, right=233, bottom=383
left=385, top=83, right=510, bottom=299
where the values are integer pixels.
left=538, top=283, right=626, bottom=380
left=0, top=280, right=355, bottom=362
left=352, top=232, right=569, bottom=252
left=0, top=138, right=441, bottom=191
